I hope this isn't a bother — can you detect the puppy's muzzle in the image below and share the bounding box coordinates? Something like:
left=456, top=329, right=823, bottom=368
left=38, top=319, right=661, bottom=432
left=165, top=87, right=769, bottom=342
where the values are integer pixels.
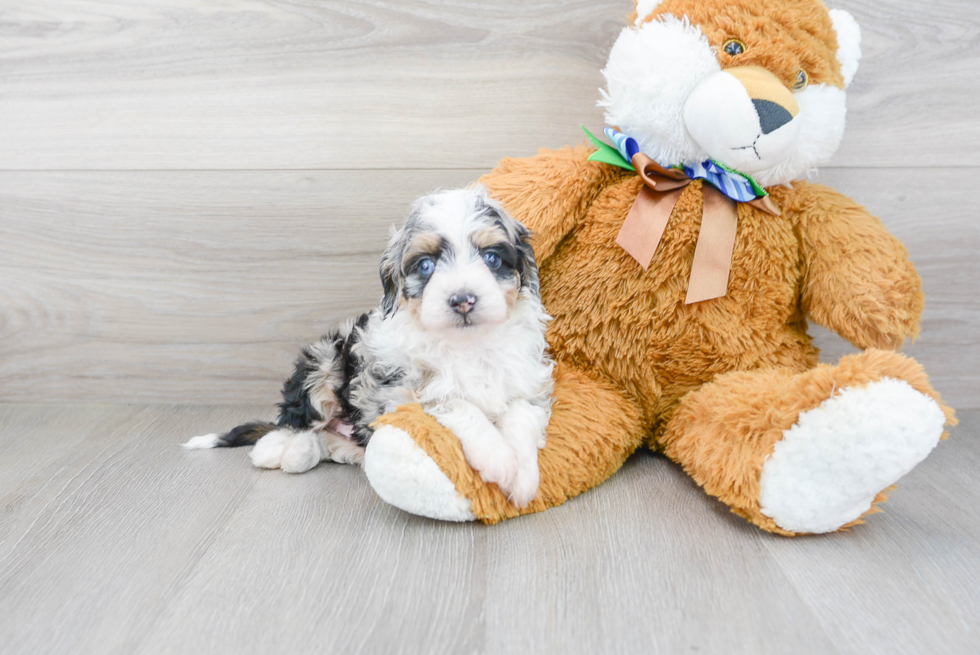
left=449, top=293, right=477, bottom=315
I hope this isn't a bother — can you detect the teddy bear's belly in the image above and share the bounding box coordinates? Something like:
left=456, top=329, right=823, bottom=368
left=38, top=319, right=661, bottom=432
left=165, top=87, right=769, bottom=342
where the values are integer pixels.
left=539, top=185, right=817, bottom=420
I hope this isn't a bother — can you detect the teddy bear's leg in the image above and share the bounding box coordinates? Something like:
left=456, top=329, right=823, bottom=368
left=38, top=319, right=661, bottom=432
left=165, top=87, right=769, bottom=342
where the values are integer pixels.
left=660, top=350, right=956, bottom=535
left=364, top=362, right=645, bottom=524
left=363, top=420, right=479, bottom=522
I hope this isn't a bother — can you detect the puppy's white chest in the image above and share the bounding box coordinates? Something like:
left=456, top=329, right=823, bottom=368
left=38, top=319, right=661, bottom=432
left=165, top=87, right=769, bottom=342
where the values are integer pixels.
left=420, top=351, right=515, bottom=418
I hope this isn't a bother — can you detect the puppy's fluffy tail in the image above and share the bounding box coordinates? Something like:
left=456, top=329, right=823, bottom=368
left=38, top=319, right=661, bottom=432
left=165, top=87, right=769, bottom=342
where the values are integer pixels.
left=182, top=422, right=278, bottom=450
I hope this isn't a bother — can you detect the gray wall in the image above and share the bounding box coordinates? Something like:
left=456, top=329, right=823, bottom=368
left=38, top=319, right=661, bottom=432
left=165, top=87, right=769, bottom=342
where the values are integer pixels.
left=1, top=0, right=977, bottom=408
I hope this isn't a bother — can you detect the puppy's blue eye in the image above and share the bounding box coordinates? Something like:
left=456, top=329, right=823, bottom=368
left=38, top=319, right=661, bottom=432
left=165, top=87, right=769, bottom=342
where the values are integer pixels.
left=417, top=258, right=435, bottom=277
left=483, top=252, right=502, bottom=270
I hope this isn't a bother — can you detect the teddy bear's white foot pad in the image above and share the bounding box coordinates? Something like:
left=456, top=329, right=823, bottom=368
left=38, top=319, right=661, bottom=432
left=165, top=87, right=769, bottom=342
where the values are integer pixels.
left=758, top=378, right=945, bottom=534
left=364, top=425, right=477, bottom=522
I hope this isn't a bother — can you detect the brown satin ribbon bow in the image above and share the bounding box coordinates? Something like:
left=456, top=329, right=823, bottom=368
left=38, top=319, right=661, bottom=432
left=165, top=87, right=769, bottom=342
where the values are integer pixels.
left=616, top=153, right=781, bottom=304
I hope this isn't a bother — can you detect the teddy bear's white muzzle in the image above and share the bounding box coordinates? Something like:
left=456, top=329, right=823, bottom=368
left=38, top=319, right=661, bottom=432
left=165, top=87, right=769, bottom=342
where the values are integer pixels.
left=683, top=67, right=802, bottom=174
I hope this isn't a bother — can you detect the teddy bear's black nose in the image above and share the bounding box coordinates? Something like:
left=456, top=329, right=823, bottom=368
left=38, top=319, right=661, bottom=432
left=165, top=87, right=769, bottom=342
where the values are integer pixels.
left=753, top=99, right=794, bottom=134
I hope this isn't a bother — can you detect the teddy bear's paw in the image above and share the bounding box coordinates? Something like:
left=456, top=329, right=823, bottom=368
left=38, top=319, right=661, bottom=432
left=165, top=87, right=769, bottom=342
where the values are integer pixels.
left=364, top=425, right=477, bottom=522
left=279, top=430, right=324, bottom=474
left=249, top=429, right=292, bottom=469
left=758, top=378, right=945, bottom=534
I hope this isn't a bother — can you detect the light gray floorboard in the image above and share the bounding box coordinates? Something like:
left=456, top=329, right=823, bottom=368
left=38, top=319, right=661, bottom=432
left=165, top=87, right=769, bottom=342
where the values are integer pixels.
left=0, top=405, right=265, bottom=655
left=482, top=457, right=837, bottom=654
left=0, top=405, right=977, bottom=655
left=0, top=404, right=152, bottom=560
left=134, top=469, right=487, bottom=655
left=0, top=0, right=977, bottom=169
left=0, top=404, right=122, bottom=497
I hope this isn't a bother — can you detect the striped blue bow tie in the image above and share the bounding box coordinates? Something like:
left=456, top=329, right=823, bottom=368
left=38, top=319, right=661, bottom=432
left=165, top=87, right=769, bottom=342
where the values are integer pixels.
left=580, top=125, right=780, bottom=304
left=598, top=127, right=768, bottom=203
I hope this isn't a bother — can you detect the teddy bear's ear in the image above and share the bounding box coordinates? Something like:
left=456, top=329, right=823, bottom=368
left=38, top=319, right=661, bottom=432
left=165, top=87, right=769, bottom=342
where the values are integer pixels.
left=632, top=0, right=664, bottom=26
left=830, top=9, right=862, bottom=88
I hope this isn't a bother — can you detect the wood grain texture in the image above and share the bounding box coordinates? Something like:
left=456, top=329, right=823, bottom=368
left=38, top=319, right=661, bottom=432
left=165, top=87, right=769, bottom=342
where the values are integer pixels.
left=1, top=2, right=976, bottom=651
left=0, top=405, right=263, bottom=655
left=1, top=167, right=975, bottom=407
left=0, top=404, right=977, bottom=654
left=0, top=0, right=978, bottom=170
left=0, top=169, right=475, bottom=404
left=481, top=455, right=837, bottom=654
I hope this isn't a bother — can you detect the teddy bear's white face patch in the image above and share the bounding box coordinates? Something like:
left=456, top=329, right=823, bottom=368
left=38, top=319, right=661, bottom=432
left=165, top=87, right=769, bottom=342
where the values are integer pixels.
left=600, top=13, right=850, bottom=187
left=754, top=82, right=847, bottom=187
left=633, top=0, right=665, bottom=25
left=683, top=66, right=804, bottom=175
left=599, top=15, right=718, bottom=168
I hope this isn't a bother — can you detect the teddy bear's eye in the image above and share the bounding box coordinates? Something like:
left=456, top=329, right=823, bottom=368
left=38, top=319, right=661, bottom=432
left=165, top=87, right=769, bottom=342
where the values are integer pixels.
left=793, top=69, right=810, bottom=90
left=723, top=39, right=746, bottom=57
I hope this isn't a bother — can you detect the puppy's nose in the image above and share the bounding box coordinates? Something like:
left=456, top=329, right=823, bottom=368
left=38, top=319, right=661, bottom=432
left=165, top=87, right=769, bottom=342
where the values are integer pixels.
left=449, top=293, right=477, bottom=315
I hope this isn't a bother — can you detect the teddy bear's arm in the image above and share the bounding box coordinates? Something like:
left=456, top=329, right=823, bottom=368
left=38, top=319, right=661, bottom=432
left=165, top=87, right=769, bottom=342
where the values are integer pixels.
left=480, top=144, right=617, bottom=263
left=793, top=183, right=924, bottom=350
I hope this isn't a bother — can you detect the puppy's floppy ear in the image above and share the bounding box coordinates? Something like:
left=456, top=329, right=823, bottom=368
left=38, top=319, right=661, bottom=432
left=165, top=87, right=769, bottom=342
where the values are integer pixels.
left=513, top=218, right=540, bottom=295
left=379, top=226, right=407, bottom=317
left=480, top=191, right=540, bottom=295
left=380, top=198, right=431, bottom=316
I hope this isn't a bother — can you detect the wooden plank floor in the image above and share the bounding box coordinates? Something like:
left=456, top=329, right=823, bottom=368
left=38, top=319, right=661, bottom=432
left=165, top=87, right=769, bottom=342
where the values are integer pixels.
left=0, top=404, right=977, bottom=655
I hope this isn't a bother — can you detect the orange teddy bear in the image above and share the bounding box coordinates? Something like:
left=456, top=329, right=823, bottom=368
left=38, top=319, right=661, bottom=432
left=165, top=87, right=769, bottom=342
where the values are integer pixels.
left=362, top=0, right=956, bottom=535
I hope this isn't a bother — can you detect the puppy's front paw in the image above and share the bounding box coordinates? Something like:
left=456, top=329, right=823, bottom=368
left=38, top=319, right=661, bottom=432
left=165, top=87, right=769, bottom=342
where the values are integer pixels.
left=280, top=431, right=323, bottom=473
left=465, top=441, right=519, bottom=490
left=503, top=456, right=540, bottom=508
left=429, top=399, right=519, bottom=489
left=249, top=430, right=290, bottom=469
